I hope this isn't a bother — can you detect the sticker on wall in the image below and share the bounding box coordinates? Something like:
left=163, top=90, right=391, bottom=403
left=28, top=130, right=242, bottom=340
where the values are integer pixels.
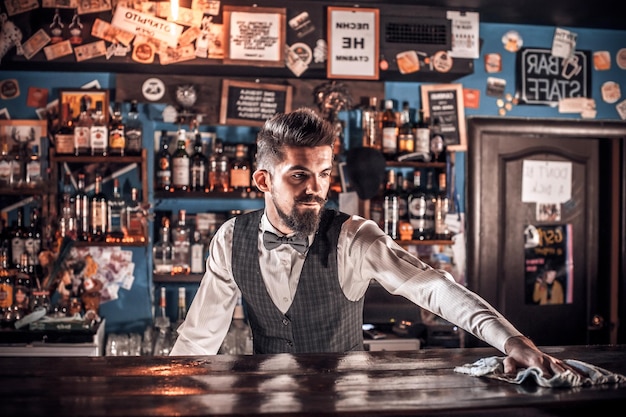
left=290, top=42, right=313, bottom=65
left=616, top=99, right=626, bottom=120
left=313, top=39, right=327, bottom=63
left=0, top=79, right=19, bottom=99
left=285, top=44, right=309, bottom=77
left=484, top=53, right=501, bottom=73
left=288, top=11, right=315, bottom=39
left=502, top=30, right=523, bottom=52
left=396, top=50, right=420, bottom=74
left=601, top=81, right=621, bottom=104
left=142, top=78, right=166, bottom=102
left=26, top=87, right=48, bottom=108
left=593, top=51, right=611, bottom=71
left=551, top=27, right=577, bottom=59
left=616, top=48, right=626, bottom=69
left=431, top=50, right=453, bottom=72
left=486, top=76, right=506, bottom=97
left=463, top=88, right=480, bottom=109
left=0, top=108, right=9, bottom=119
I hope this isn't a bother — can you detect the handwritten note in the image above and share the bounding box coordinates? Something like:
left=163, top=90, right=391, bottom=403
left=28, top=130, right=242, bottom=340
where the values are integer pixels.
left=522, top=160, right=572, bottom=203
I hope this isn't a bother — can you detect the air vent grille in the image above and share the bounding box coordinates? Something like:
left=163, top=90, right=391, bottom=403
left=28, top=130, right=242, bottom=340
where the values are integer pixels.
left=385, top=22, right=449, bottom=45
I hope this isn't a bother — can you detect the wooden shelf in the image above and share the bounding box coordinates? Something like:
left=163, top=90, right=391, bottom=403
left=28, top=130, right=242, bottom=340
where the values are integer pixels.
left=73, top=240, right=148, bottom=248
left=49, top=154, right=144, bottom=164
left=153, top=273, right=203, bottom=283
left=386, top=161, right=446, bottom=169
left=154, top=190, right=263, bottom=199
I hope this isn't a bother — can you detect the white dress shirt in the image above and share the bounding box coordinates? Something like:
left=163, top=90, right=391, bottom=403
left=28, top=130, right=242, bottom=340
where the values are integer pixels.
left=170, top=212, right=522, bottom=356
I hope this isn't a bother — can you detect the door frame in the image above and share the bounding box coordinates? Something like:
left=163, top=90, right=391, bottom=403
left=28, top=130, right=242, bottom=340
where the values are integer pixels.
left=466, top=117, right=626, bottom=344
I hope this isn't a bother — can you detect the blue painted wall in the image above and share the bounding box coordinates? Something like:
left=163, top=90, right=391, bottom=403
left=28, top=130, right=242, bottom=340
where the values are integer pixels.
left=1, top=22, right=625, bottom=334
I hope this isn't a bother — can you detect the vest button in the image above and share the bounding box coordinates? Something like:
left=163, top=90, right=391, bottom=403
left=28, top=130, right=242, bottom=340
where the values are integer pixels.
left=282, top=318, right=289, bottom=326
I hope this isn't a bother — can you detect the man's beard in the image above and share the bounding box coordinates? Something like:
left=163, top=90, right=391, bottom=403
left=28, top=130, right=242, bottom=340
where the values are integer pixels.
left=273, top=195, right=327, bottom=236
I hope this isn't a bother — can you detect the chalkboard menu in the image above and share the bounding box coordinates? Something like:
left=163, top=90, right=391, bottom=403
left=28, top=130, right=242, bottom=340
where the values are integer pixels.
left=420, top=83, right=467, bottom=151
left=516, top=48, right=591, bottom=106
left=220, top=80, right=293, bottom=126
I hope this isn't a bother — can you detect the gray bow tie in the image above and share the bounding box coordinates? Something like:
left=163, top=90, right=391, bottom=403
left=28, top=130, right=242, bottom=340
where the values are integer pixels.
left=263, top=231, right=309, bottom=254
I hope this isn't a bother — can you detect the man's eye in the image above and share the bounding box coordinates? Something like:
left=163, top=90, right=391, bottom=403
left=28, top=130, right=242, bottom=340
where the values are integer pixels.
left=292, top=173, right=307, bottom=180
left=320, top=171, right=331, bottom=178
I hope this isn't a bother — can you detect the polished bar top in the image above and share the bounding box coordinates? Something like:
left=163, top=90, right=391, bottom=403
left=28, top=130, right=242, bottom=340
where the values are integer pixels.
left=1, top=344, right=625, bottom=416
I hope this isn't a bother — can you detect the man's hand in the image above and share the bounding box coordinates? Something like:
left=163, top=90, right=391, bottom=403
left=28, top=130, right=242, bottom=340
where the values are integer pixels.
left=503, top=336, right=582, bottom=378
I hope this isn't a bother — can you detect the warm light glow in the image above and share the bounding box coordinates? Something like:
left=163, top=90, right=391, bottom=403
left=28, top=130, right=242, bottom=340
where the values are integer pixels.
left=170, top=0, right=179, bottom=21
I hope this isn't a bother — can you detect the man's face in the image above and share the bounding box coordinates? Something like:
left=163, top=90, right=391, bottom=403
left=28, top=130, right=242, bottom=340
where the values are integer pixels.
left=265, top=145, right=332, bottom=236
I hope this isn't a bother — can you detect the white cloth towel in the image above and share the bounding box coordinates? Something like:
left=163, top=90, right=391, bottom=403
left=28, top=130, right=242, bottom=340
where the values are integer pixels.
left=454, top=356, right=626, bottom=388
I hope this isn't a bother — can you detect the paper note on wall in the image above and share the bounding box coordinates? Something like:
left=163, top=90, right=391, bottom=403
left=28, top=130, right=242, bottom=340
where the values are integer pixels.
left=522, top=160, right=572, bottom=203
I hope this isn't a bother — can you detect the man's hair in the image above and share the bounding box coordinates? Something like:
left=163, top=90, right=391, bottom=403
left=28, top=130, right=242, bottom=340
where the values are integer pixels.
left=255, top=107, right=336, bottom=171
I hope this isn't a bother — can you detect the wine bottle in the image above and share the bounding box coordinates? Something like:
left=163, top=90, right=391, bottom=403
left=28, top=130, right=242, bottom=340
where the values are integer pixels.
left=383, top=169, right=399, bottom=239
left=172, top=129, right=190, bottom=192
left=90, top=174, right=108, bottom=242
left=155, top=131, right=172, bottom=192
left=381, top=99, right=398, bottom=160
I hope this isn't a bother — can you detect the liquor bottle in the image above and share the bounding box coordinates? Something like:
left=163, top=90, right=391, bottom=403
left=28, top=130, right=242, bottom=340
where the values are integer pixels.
left=397, top=101, right=415, bottom=157
left=423, top=170, right=437, bottom=239
left=153, top=286, right=173, bottom=356
left=209, top=139, right=230, bottom=192
left=361, top=96, right=381, bottom=150
left=13, top=253, right=33, bottom=317
left=56, top=102, right=75, bottom=155
left=172, top=129, right=190, bottom=192
left=125, top=100, right=142, bottom=156
left=408, top=170, right=429, bottom=240
left=108, top=102, right=126, bottom=156
left=0, top=247, right=14, bottom=314
left=383, top=169, right=399, bottom=240
left=25, top=145, right=42, bottom=186
left=434, top=172, right=451, bottom=240
left=220, top=296, right=253, bottom=355
left=430, top=117, right=446, bottom=163
left=10, top=144, right=22, bottom=186
left=153, top=216, right=173, bottom=275
left=381, top=99, right=398, bottom=160
left=413, top=108, right=431, bottom=162
left=75, top=172, right=90, bottom=241
left=397, top=172, right=410, bottom=222
left=90, top=174, right=108, bottom=242
left=171, top=209, right=191, bottom=275
left=24, top=208, right=42, bottom=270
left=10, top=208, right=27, bottom=269
left=229, top=144, right=251, bottom=192
left=190, top=229, right=205, bottom=274
left=155, top=130, right=172, bottom=192
left=175, top=286, right=187, bottom=331
left=74, top=96, right=92, bottom=156
left=90, top=100, right=108, bottom=156
left=0, top=142, right=11, bottom=187
left=107, top=178, right=125, bottom=241
left=124, top=187, right=146, bottom=242
left=59, top=172, right=76, bottom=239
left=190, top=131, right=208, bottom=192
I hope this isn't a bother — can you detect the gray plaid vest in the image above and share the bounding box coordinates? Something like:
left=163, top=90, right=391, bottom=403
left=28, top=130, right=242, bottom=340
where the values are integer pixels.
left=232, top=208, right=364, bottom=354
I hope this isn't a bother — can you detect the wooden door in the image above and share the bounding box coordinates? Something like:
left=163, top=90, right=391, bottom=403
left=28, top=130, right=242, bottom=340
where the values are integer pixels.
left=467, top=118, right=626, bottom=346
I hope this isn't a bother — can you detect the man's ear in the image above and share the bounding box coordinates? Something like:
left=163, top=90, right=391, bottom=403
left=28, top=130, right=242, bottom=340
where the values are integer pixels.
left=253, top=170, right=270, bottom=192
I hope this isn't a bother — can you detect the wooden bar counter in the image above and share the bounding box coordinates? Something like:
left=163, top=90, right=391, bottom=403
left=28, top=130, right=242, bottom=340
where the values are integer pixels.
left=1, top=344, right=624, bottom=416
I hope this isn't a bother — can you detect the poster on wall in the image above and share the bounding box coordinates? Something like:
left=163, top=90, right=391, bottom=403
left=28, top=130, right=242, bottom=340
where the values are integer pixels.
left=524, top=224, right=573, bottom=306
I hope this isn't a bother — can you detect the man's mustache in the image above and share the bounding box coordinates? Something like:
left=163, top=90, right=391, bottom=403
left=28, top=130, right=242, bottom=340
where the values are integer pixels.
left=295, top=195, right=328, bottom=204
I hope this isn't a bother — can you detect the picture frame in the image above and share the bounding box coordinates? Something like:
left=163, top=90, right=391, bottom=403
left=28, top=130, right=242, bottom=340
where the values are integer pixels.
left=338, top=161, right=354, bottom=193
left=420, top=83, right=467, bottom=152
left=219, top=79, right=292, bottom=127
left=59, top=88, right=109, bottom=124
left=327, top=6, right=379, bottom=80
left=0, top=119, right=47, bottom=152
left=223, top=5, right=286, bottom=67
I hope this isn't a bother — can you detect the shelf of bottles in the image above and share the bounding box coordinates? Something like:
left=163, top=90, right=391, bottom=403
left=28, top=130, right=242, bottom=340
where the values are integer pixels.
left=153, top=273, right=203, bottom=283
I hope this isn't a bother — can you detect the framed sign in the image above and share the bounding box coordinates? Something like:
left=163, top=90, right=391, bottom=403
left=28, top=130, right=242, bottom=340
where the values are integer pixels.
left=219, top=80, right=292, bottom=127
left=223, top=5, right=286, bottom=67
left=420, top=83, right=467, bottom=152
left=327, top=6, right=379, bottom=80
left=0, top=119, right=47, bottom=151
left=59, top=89, right=109, bottom=124
left=516, top=47, right=591, bottom=106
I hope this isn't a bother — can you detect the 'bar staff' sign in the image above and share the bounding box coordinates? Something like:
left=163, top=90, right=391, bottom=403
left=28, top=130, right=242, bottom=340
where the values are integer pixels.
left=516, top=48, right=591, bottom=106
